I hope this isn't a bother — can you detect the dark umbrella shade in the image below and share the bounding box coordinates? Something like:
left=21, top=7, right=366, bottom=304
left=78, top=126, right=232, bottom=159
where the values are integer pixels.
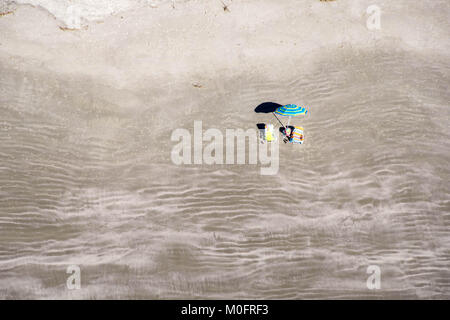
left=254, top=102, right=286, bottom=128
left=254, top=102, right=282, bottom=113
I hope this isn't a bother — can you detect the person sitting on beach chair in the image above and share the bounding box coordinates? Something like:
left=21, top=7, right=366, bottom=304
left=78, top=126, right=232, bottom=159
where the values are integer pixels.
left=280, top=126, right=294, bottom=143
left=280, top=126, right=304, bottom=144
left=265, top=123, right=275, bottom=142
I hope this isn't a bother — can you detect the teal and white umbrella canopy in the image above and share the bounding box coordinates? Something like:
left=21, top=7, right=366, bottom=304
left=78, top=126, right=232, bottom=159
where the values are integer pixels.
left=274, top=104, right=308, bottom=116
left=274, top=104, right=308, bottom=127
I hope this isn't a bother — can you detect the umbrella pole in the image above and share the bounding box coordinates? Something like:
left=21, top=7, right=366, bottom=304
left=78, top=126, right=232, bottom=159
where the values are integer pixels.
left=286, top=116, right=291, bottom=128
left=272, top=112, right=286, bottom=129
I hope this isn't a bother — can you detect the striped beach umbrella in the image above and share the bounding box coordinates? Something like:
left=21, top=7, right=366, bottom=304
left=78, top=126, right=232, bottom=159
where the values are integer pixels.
left=274, top=104, right=308, bottom=116
left=274, top=104, right=308, bottom=127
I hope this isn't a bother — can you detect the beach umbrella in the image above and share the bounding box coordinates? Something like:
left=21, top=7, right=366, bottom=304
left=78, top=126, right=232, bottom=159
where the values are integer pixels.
left=274, top=104, right=308, bottom=127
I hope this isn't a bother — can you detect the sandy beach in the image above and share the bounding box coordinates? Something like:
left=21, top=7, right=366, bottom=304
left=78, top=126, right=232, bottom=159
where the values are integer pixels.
left=0, top=0, right=449, bottom=299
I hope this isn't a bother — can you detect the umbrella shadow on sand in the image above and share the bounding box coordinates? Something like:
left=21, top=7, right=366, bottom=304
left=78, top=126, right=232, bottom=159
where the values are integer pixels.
left=255, top=101, right=285, bottom=128
left=254, top=102, right=282, bottom=114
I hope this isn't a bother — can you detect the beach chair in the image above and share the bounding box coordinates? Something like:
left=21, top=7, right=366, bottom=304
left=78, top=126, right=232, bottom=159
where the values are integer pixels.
left=291, top=126, right=304, bottom=144
left=257, top=123, right=266, bottom=143
left=256, top=123, right=275, bottom=143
